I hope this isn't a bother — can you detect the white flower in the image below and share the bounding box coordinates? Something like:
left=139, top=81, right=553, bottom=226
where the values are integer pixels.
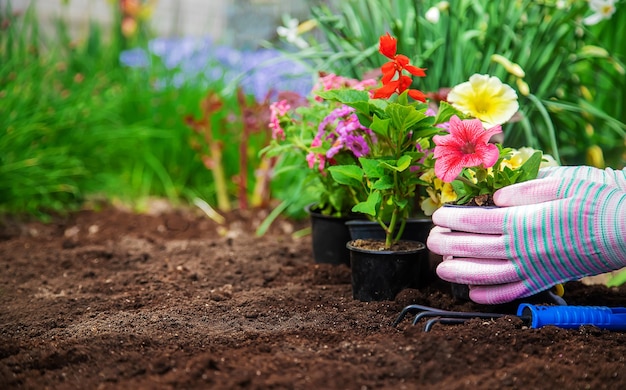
left=424, top=2, right=449, bottom=24
left=425, top=7, right=440, bottom=24
left=583, top=0, right=617, bottom=25
left=277, top=17, right=309, bottom=49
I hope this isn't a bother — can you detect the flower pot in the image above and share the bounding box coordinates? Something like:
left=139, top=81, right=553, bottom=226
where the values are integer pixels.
left=305, top=203, right=361, bottom=266
left=345, top=218, right=435, bottom=286
left=347, top=239, right=426, bottom=301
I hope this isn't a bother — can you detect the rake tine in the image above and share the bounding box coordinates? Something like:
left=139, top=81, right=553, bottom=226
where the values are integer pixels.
left=423, top=317, right=468, bottom=332
left=412, top=310, right=505, bottom=326
left=392, top=304, right=451, bottom=327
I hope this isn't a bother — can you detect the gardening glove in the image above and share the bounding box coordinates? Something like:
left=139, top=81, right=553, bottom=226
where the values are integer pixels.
left=428, top=176, right=626, bottom=305
left=537, top=166, right=626, bottom=191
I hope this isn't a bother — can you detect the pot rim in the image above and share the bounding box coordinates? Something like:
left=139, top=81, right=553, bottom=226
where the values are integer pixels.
left=305, top=202, right=364, bottom=221
left=346, top=239, right=425, bottom=254
left=442, top=203, right=499, bottom=209
left=345, top=217, right=432, bottom=226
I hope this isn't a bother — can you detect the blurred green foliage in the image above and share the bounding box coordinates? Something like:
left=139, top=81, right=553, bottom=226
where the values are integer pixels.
left=0, top=1, right=269, bottom=219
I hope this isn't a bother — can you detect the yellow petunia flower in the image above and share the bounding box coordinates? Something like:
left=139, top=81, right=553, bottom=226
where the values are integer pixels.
left=447, top=74, right=519, bottom=128
left=420, top=176, right=457, bottom=216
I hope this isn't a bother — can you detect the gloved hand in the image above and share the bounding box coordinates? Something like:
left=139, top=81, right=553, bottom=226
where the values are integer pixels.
left=428, top=176, right=626, bottom=305
left=537, top=166, right=626, bottom=191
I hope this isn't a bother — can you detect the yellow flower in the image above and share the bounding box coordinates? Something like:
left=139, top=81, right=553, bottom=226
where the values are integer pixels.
left=419, top=172, right=457, bottom=216
left=447, top=74, right=519, bottom=128
left=419, top=168, right=436, bottom=184
left=500, top=148, right=531, bottom=170
left=439, top=180, right=457, bottom=203
left=500, top=147, right=558, bottom=171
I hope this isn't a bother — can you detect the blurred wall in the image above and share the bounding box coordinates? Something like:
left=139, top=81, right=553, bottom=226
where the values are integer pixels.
left=8, top=0, right=322, bottom=47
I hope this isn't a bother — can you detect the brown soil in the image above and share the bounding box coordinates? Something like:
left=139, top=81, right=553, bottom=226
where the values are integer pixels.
left=1, top=205, right=626, bottom=389
left=348, top=239, right=424, bottom=252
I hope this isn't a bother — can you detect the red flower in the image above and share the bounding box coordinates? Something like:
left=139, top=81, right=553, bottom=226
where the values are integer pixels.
left=373, top=33, right=426, bottom=101
left=432, top=116, right=502, bottom=182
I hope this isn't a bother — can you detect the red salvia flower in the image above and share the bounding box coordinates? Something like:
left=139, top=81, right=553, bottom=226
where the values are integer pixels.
left=373, top=33, right=427, bottom=102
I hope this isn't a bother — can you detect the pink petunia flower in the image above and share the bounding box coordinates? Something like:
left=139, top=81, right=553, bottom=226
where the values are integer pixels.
left=432, top=115, right=502, bottom=182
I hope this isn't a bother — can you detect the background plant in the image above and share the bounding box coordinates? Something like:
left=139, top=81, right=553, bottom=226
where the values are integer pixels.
left=275, top=0, right=625, bottom=169
left=0, top=1, right=309, bottom=219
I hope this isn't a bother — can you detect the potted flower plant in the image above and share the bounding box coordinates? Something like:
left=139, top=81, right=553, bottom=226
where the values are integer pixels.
left=430, top=72, right=546, bottom=208
left=265, top=73, right=379, bottom=266
left=315, top=33, right=463, bottom=300
left=428, top=75, right=557, bottom=299
left=269, top=31, right=551, bottom=301
left=318, top=33, right=457, bottom=250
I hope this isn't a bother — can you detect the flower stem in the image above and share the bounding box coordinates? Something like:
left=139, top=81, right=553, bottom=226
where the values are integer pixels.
left=457, top=175, right=479, bottom=189
left=385, top=207, right=398, bottom=249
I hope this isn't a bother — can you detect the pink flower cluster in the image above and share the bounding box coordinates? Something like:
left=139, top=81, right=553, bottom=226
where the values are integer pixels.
left=306, top=105, right=375, bottom=172
left=269, top=100, right=291, bottom=140
left=313, top=73, right=378, bottom=102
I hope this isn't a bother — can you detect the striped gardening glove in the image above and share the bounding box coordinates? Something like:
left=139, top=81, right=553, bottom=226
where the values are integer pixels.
left=428, top=172, right=626, bottom=305
left=537, top=166, right=626, bottom=191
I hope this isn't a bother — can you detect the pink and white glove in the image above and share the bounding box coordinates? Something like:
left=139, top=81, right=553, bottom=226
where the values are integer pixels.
left=537, top=166, right=626, bottom=191
left=428, top=173, right=626, bottom=305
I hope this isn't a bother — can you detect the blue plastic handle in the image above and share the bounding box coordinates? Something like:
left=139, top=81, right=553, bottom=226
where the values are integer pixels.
left=517, top=304, right=626, bottom=331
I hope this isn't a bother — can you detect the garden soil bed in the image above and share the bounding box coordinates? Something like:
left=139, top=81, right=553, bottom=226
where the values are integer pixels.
left=1, top=204, right=625, bottom=389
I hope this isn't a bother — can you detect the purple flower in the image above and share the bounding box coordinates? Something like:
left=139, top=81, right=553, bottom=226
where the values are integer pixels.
left=317, top=105, right=374, bottom=160
left=326, top=139, right=344, bottom=158
left=120, top=37, right=313, bottom=101
left=343, top=134, right=370, bottom=157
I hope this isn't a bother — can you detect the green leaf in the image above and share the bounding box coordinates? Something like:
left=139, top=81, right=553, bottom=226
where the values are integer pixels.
left=352, top=191, right=381, bottom=216
left=516, top=151, right=543, bottom=183
left=359, top=157, right=384, bottom=179
left=369, top=115, right=390, bottom=137
left=607, top=269, right=626, bottom=287
left=394, top=198, right=409, bottom=209
left=396, top=154, right=413, bottom=171
left=380, top=154, right=413, bottom=172
left=328, top=165, right=364, bottom=188
left=316, top=89, right=371, bottom=113
left=386, top=103, right=428, bottom=135
left=451, top=179, right=475, bottom=204
left=435, top=101, right=465, bottom=124
left=371, top=176, right=394, bottom=190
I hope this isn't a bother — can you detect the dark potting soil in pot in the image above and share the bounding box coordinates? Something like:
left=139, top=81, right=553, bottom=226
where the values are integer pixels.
left=348, top=238, right=424, bottom=252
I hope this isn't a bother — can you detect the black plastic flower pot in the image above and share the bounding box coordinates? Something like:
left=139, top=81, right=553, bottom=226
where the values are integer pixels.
left=347, top=239, right=427, bottom=301
left=450, top=282, right=471, bottom=300
left=345, top=218, right=435, bottom=286
left=305, top=203, right=361, bottom=266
